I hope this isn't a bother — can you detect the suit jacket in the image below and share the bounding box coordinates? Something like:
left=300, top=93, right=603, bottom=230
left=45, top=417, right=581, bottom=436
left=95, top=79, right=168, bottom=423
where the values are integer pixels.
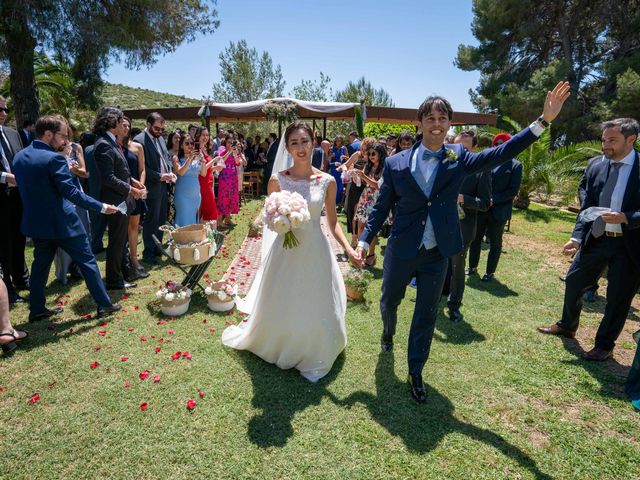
left=12, top=140, right=104, bottom=239
left=0, top=125, right=23, bottom=195
left=94, top=135, right=134, bottom=212
left=490, top=159, right=523, bottom=222
left=266, top=140, right=278, bottom=166
left=19, top=129, right=33, bottom=147
left=573, top=149, right=640, bottom=268
left=459, top=171, right=491, bottom=243
left=361, top=127, right=539, bottom=259
left=578, top=156, right=605, bottom=207
left=312, top=147, right=324, bottom=170
left=348, top=139, right=361, bottom=157
left=133, top=130, right=168, bottom=196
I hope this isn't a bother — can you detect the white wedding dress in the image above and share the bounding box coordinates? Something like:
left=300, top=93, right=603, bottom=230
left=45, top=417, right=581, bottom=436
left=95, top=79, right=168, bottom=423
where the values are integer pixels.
left=221, top=171, right=347, bottom=382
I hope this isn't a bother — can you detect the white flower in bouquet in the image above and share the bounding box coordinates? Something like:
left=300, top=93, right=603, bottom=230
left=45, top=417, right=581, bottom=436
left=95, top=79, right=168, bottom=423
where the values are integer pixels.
left=277, top=204, right=292, bottom=216
left=289, top=211, right=304, bottom=229
left=271, top=214, right=291, bottom=234
left=165, top=292, right=175, bottom=302
left=262, top=190, right=310, bottom=249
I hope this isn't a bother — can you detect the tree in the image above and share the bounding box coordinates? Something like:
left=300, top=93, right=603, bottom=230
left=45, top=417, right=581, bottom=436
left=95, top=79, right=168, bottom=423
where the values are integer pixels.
left=290, top=72, right=332, bottom=102
left=456, top=0, right=640, bottom=143
left=334, top=77, right=394, bottom=107
left=211, top=40, right=285, bottom=103
left=0, top=1, right=219, bottom=127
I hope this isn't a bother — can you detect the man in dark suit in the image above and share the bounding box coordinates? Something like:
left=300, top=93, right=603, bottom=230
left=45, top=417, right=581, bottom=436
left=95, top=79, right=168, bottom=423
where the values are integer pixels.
left=94, top=107, right=145, bottom=290
left=443, top=131, right=491, bottom=322
left=84, top=140, right=107, bottom=254
left=467, top=133, right=524, bottom=282
left=134, top=113, right=174, bottom=264
left=0, top=95, right=30, bottom=304
left=12, top=114, right=122, bottom=320
left=347, top=130, right=361, bottom=156
left=312, top=140, right=330, bottom=171
left=357, top=82, right=570, bottom=403
left=262, top=133, right=279, bottom=194
left=539, top=118, right=640, bottom=361
left=19, top=119, right=35, bottom=147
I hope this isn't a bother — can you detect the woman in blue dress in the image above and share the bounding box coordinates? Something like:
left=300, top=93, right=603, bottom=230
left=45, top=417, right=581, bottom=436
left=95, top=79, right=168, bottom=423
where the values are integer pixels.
left=172, top=134, right=207, bottom=227
left=329, top=135, right=348, bottom=205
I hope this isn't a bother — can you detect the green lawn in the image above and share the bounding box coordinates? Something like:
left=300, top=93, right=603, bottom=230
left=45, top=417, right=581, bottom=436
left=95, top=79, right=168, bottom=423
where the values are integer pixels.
left=1, top=201, right=639, bottom=480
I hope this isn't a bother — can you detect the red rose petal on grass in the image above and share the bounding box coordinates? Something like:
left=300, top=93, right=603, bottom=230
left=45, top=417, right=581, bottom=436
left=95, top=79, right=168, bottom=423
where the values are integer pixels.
left=94, top=345, right=101, bottom=350
left=183, top=352, right=192, bottom=360
left=158, top=338, right=164, bottom=343
left=171, top=351, right=181, bottom=360
left=157, top=320, right=166, bottom=325
left=123, top=381, right=131, bottom=388
left=153, top=375, right=161, bottom=383
left=68, top=328, right=74, bottom=333
left=140, top=336, right=147, bottom=342
left=128, top=328, right=135, bottom=332
left=204, top=273, right=209, bottom=278
left=227, top=310, right=234, bottom=316
left=28, top=393, right=40, bottom=404
left=140, top=402, right=148, bottom=411
left=121, top=295, right=129, bottom=300
left=108, top=345, right=113, bottom=349
left=97, top=330, right=106, bottom=336
left=151, top=335, right=156, bottom=339
left=198, top=391, right=205, bottom=398
left=120, top=357, right=129, bottom=362
left=186, top=399, right=196, bottom=410
left=154, top=347, right=162, bottom=354
left=121, top=308, right=128, bottom=313
left=0, top=386, right=4, bottom=393
left=90, top=361, right=101, bottom=369
left=224, top=321, right=235, bottom=325
left=99, top=321, right=107, bottom=327
left=167, top=329, right=174, bottom=335
left=133, top=306, right=140, bottom=311
left=209, top=328, right=215, bottom=333
left=82, top=313, right=93, bottom=320
left=139, top=370, right=150, bottom=380
left=202, top=319, right=207, bottom=324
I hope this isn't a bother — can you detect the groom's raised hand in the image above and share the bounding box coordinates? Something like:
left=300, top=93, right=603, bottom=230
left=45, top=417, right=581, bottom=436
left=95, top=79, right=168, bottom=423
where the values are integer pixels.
left=541, top=81, right=571, bottom=124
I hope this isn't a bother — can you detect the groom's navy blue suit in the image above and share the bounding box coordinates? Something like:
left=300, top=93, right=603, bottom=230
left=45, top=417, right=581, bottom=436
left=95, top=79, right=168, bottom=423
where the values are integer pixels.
left=361, top=127, right=540, bottom=375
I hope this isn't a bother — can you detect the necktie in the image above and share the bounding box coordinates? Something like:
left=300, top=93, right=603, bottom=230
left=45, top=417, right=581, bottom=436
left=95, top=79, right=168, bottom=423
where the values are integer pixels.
left=592, top=162, right=623, bottom=238
left=0, top=127, right=13, bottom=173
left=155, top=137, right=167, bottom=175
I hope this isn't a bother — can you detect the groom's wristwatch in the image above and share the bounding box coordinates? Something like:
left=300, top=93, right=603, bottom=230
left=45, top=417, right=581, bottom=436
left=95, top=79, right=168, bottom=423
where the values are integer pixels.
left=536, top=116, right=550, bottom=128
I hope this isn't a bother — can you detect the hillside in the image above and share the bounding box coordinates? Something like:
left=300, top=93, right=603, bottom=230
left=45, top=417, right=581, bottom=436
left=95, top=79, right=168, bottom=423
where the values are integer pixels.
left=100, top=83, right=202, bottom=110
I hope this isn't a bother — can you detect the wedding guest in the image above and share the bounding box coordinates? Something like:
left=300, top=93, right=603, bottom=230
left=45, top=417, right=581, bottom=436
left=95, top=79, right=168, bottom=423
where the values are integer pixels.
left=165, top=129, right=181, bottom=225
left=173, top=133, right=204, bottom=226
left=386, top=133, right=397, bottom=155
left=330, top=135, right=348, bottom=204
left=357, top=84, right=569, bottom=402
left=12, top=114, right=123, bottom=320
left=120, top=118, right=148, bottom=278
left=188, top=124, right=197, bottom=140
left=395, top=132, right=415, bottom=154
left=82, top=131, right=106, bottom=254
left=443, top=131, right=491, bottom=322
left=244, top=137, right=256, bottom=170
left=0, top=276, right=28, bottom=355
left=213, top=127, right=225, bottom=151
left=235, top=134, right=248, bottom=199
left=467, top=133, right=523, bottom=281
left=194, top=127, right=223, bottom=224
left=94, top=107, right=145, bottom=290
left=216, top=135, right=241, bottom=227
left=262, top=132, right=278, bottom=194
left=354, top=143, right=389, bottom=266
left=347, top=130, right=361, bottom=156
left=134, top=113, right=175, bottom=265
left=342, top=137, right=376, bottom=245
left=538, top=118, right=640, bottom=361
left=19, top=119, right=35, bottom=147
left=0, top=95, right=30, bottom=304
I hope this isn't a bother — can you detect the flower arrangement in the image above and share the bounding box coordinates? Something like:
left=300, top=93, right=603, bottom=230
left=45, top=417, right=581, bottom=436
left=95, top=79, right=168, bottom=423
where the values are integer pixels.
left=205, top=281, right=238, bottom=312
left=156, top=280, right=192, bottom=316
left=263, top=190, right=311, bottom=249
left=261, top=100, right=299, bottom=123
left=344, top=268, right=374, bottom=302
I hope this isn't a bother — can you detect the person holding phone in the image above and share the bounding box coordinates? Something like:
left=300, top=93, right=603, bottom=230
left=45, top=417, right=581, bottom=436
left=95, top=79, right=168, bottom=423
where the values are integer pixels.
left=216, top=134, right=241, bottom=227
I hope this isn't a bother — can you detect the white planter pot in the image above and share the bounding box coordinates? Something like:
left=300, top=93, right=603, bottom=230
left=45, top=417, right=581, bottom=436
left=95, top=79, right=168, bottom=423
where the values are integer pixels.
left=160, top=298, right=190, bottom=316
left=207, top=296, right=235, bottom=312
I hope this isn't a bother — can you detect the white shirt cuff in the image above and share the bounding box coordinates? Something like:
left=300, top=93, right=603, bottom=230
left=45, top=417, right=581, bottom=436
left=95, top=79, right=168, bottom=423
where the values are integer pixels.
left=0, top=172, right=5, bottom=184
left=357, top=240, right=369, bottom=251
left=101, top=203, right=108, bottom=214
left=528, top=121, right=545, bottom=137
left=570, top=237, right=581, bottom=244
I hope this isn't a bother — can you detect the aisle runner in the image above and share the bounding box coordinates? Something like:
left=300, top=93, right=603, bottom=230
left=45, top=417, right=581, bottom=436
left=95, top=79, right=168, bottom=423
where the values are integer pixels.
left=222, top=217, right=350, bottom=296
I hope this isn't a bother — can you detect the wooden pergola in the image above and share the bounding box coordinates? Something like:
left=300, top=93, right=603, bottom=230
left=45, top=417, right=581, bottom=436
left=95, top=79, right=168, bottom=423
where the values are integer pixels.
left=123, top=102, right=497, bottom=137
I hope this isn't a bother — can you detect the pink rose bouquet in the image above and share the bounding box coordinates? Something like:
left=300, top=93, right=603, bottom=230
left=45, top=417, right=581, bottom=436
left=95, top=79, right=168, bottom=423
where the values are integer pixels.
left=262, top=190, right=311, bottom=249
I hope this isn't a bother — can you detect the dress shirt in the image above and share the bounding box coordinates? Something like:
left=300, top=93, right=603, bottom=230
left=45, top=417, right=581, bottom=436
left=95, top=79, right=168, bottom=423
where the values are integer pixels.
left=607, top=149, right=635, bottom=234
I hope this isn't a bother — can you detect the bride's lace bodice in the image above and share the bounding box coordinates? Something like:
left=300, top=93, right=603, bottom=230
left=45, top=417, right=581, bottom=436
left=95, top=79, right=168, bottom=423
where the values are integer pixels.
left=276, top=172, right=332, bottom=221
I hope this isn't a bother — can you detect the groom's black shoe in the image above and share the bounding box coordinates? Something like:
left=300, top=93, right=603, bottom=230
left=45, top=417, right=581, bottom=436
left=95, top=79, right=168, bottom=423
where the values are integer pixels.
left=407, top=374, right=427, bottom=403
left=448, top=308, right=463, bottom=323
left=380, top=334, right=393, bottom=353
left=97, top=303, right=122, bottom=319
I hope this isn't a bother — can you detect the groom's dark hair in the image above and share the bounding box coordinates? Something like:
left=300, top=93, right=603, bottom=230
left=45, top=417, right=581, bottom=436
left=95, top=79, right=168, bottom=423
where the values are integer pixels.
left=417, top=96, right=453, bottom=121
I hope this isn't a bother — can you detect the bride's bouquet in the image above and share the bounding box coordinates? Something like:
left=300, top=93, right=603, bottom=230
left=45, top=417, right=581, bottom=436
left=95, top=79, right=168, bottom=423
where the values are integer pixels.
left=262, top=190, right=311, bottom=249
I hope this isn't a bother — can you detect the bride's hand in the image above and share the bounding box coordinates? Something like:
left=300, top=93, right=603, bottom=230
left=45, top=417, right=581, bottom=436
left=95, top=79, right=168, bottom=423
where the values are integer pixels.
left=347, top=247, right=364, bottom=269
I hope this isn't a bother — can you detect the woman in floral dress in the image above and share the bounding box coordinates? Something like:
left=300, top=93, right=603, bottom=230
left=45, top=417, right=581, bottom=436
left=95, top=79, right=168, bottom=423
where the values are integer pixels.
left=215, top=135, right=241, bottom=226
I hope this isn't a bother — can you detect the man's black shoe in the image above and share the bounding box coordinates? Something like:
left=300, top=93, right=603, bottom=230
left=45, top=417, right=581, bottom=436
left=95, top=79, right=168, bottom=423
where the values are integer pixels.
left=448, top=308, right=464, bottom=323
left=97, top=303, right=122, bottom=319
left=407, top=374, right=427, bottom=403
left=29, top=307, right=63, bottom=322
left=465, top=267, right=477, bottom=276
left=481, top=273, right=494, bottom=282
left=105, top=282, right=137, bottom=290
left=9, top=292, right=26, bottom=305
left=380, top=334, right=393, bottom=353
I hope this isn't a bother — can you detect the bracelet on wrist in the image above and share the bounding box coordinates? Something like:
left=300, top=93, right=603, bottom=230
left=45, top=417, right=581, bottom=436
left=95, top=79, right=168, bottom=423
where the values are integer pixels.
left=537, top=116, right=550, bottom=128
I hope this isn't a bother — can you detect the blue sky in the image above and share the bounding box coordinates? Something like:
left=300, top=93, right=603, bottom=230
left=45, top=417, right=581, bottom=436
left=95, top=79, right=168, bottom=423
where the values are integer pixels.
left=105, top=0, right=481, bottom=112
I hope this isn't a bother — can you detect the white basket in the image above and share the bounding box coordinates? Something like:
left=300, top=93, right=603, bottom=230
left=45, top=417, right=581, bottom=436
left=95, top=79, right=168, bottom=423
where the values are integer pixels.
left=207, top=295, right=235, bottom=312
left=160, top=297, right=190, bottom=316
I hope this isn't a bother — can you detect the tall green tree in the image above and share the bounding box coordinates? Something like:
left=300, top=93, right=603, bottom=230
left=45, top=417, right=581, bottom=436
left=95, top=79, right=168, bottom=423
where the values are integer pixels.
left=290, top=72, right=332, bottom=102
left=334, top=77, right=394, bottom=107
left=211, top=40, right=285, bottom=103
left=0, top=0, right=219, bottom=127
left=455, top=0, right=640, bottom=143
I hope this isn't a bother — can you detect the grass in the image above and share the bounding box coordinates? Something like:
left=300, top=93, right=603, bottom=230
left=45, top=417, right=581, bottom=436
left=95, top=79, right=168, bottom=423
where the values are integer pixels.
left=1, top=200, right=639, bottom=479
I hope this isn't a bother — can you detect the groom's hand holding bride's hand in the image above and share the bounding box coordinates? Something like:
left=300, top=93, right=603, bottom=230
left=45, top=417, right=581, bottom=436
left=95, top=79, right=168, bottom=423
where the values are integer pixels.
left=348, top=246, right=364, bottom=269
left=353, top=246, right=367, bottom=269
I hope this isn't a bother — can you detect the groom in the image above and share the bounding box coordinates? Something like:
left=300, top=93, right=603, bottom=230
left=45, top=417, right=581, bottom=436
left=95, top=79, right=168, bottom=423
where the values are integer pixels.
left=356, top=82, right=570, bottom=403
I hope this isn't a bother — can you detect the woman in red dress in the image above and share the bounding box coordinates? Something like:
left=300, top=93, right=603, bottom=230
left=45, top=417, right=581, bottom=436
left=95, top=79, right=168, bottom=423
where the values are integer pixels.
left=196, top=127, right=224, bottom=223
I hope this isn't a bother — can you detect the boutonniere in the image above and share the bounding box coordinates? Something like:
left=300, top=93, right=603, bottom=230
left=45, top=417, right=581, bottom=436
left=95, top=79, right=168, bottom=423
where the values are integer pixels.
left=442, top=148, right=458, bottom=164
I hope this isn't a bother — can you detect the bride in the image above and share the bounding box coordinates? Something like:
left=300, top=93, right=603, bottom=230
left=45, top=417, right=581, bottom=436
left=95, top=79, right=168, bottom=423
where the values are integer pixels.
left=221, top=122, right=362, bottom=382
